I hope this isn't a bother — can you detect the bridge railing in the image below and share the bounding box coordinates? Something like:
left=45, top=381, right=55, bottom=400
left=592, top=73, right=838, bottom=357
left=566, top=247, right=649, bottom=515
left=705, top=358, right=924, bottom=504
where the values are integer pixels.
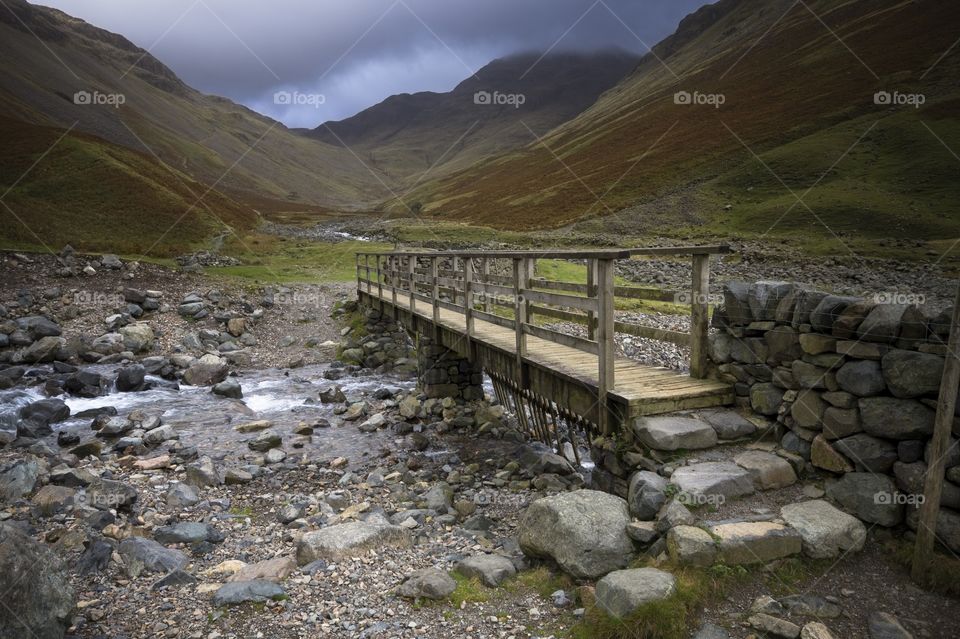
left=356, top=245, right=731, bottom=433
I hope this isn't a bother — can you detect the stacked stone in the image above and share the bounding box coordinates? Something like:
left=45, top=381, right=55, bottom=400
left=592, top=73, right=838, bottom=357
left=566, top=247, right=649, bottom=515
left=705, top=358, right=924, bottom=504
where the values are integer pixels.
left=709, top=281, right=959, bottom=551
left=338, top=307, right=417, bottom=376
left=416, top=334, right=484, bottom=401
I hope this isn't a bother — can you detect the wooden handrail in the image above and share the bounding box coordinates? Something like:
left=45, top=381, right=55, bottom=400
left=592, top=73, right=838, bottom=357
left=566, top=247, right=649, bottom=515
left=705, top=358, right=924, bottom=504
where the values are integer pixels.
left=358, top=245, right=730, bottom=429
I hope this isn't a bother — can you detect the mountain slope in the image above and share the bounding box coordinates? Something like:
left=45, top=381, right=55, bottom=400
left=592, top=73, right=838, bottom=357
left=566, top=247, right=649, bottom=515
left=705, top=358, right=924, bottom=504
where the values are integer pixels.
left=0, top=117, right=256, bottom=256
left=309, top=51, right=641, bottom=186
left=0, top=0, right=391, bottom=209
left=391, top=0, right=960, bottom=245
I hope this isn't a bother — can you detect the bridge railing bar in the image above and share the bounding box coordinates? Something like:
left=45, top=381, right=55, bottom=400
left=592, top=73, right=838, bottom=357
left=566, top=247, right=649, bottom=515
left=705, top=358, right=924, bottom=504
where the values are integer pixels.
left=356, top=245, right=730, bottom=434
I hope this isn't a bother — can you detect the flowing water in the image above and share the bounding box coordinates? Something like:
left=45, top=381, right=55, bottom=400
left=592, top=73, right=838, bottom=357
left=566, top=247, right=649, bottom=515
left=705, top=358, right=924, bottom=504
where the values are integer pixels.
left=1, top=364, right=420, bottom=463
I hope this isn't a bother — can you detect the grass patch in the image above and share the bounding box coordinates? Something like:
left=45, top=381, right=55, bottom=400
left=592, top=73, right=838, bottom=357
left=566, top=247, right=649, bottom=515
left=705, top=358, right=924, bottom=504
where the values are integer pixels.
left=886, top=539, right=960, bottom=597
left=504, top=566, right=575, bottom=599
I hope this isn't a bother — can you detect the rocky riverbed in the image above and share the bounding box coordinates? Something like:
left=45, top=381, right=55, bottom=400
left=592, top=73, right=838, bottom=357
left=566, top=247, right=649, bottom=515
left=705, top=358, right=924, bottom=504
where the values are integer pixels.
left=1, top=248, right=959, bottom=639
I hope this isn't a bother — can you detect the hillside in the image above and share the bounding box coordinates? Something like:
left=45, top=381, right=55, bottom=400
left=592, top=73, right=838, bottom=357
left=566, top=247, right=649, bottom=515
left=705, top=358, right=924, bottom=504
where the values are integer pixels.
left=309, top=51, right=641, bottom=186
left=0, top=117, right=259, bottom=256
left=391, top=0, right=960, bottom=247
left=0, top=0, right=391, bottom=210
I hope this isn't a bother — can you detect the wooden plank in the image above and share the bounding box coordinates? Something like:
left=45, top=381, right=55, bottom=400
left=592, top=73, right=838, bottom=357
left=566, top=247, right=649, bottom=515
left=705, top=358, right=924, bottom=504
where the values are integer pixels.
left=523, top=324, right=598, bottom=355
left=523, top=289, right=598, bottom=313
left=912, top=280, right=960, bottom=583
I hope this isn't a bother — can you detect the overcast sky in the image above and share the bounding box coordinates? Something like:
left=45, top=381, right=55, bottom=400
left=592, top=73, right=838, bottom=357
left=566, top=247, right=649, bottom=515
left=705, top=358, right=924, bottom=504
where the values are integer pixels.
left=42, top=0, right=707, bottom=128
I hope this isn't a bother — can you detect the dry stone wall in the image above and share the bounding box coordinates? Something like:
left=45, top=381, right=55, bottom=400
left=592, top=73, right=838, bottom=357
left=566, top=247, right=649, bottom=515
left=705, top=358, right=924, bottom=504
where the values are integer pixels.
left=709, top=281, right=960, bottom=550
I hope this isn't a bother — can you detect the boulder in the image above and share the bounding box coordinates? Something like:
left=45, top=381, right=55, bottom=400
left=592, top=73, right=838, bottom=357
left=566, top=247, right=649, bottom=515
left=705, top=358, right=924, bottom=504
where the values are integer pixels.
left=518, top=490, right=634, bottom=579
left=858, top=304, right=909, bottom=343
left=723, top=282, right=752, bottom=326
left=811, top=436, right=854, bottom=473
left=228, top=556, right=297, bottom=583
left=867, top=612, right=914, bottom=639
left=455, top=554, right=517, bottom=587
left=627, top=471, right=668, bottom=520
left=751, top=383, right=784, bottom=416
left=0, top=522, right=75, bottom=639
left=733, top=451, right=797, bottom=489
left=791, top=391, right=826, bottom=429
left=859, top=398, right=934, bottom=440
left=116, top=365, right=146, bottom=392
left=881, top=350, right=943, bottom=398
left=119, top=536, right=188, bottom=575
left=396, top=568, right=457, bottom=600
left=780, top=500, right=867, bottom=559
left=670, top=462, right=755, bottom=502
left=893, top=461, right=960, bottom=510
left=595, top=568, right=676, bottom=619
left=21, top=336, right=65, bottom=363
left=632, top=415, right=718, bottom=451
left=709, top=522, right=802, bottom=565
left=810, top=296, right=859, bottom=334
left=16, top=316, right=61, bottom=340
left=833, top=434, right=897, bottom=473
left=826, top=473, right=903, bottom=526
left=296, top=522, right=411, bottom=564
left=182, top=358, right=229, bottom=386
left=749, top=282, right=793, bottom=321
left=701, top=409, right=757, bottom=440
left=212, top=580, right=285, bottom=607
left=120, top=323, right=154, bottom=353
left=186, top=456, right=221, bottom=487
left=667, top=525, right=716, bottom=567
left=248, top=429, right=281, bottom=452
left=0, top=458, right=40, bottom=502
left=154, top=522, right=223, bottom=545
left=835, top=360, right=886, bottom=397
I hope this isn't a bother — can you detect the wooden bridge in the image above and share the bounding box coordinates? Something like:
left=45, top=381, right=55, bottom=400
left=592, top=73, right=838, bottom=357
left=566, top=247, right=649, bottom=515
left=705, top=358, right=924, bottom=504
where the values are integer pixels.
left=355, top=246, right=734, bottom=445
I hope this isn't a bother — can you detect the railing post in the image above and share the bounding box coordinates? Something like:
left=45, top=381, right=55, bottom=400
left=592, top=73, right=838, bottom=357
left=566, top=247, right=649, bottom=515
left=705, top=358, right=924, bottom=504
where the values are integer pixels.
left=431, top=256, right=440, bottom=329
left=690, top=254, right=710, bottom=379
left=390, top=256, right=398, bottom=310
left=464, top=257, right=474, bottom=360
left=513, top=258, right=528, bottom=375
left=356, top=254, right=363, bottom=297
left=365, top=254, right=371, bottom=296
left=481, top=258, right=491, bottom=313
left=596, top=258, right=615, bottom=434
left=408, top=255, right=416, bottom=314
left=525, top=257, right=536, bottom=324
left=376, top=255, right=383, bottom=310
left=587, top=259, right=598, bottom=341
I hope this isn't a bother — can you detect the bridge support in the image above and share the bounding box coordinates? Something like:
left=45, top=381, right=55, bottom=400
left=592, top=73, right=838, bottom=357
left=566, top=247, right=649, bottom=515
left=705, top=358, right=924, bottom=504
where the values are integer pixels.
left=417, top=333, right=485, bottom=401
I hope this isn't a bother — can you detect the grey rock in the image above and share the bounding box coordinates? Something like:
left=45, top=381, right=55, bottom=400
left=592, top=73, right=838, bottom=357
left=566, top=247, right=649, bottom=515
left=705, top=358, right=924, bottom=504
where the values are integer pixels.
left=633, top=415, right=718, bottom=451
left=781, top=500, right=867, bottom=559
left=859, top=398, right=934, bottom=440
left=212, top=379, right=243, bottom=399
left=751, top=383, right=785, bottom=416
left=212, top=580, right=285, bottom=606
left=154, top=522, right=223, bottom=545
left=670, top=461, right=755, bottom=502
left=810, top=296, right=859, bottom=334
left=166, top=482, right=199, bottom=508
left=595, top=567, right=676, bottom=619
left=296, top=521, right=412, bottom=564
left=248, top=429, right=281, bottom=452
left=627, top=470, right=668, bottom=520
left=0, top=458, right=40, bottom=502
left=882, top=350, right=943, bottom=399
left=709, top=521, right=802, bottom=565
left=858, top=305, right=909, bottom=344
left=185, top=456, right=221, bottom=487
left=826, top=473, right=903, bottom=526
left=833, top=434, right=897, bottom=473
left=701, top=409, right=757, bottom=440
left=518, top=490, right=634, bottom=579
left=397, top=568, right=456, bottom=600
left=0, top=522, right=75, bottom=639
left=836, top=360, right=886, bottom=397
left=119, top=536, right=188, bottom=575
left=867, top=611, right=913, bottom=639
left=666, top=525, right=716, bottom=567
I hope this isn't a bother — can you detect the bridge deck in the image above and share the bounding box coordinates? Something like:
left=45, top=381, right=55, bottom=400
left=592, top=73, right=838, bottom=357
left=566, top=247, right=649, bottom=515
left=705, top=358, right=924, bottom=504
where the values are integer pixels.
left=369, top=288, right=734, bottom=417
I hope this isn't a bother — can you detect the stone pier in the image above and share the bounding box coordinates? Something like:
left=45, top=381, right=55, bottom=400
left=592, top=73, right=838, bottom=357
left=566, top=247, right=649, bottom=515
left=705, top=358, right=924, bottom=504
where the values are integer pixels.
left=416, top=334, right=484, bottom=401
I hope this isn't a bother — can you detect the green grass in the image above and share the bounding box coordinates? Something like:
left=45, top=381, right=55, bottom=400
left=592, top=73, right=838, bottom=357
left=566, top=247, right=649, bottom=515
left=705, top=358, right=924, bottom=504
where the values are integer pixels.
left=209, top=234, right=393, bottom=284
left=886, top=539, right=960, bottom=596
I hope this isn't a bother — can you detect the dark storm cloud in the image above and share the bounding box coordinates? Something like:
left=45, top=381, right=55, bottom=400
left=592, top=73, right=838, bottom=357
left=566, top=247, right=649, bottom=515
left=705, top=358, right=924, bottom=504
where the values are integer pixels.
left=42, top=0, right=707, bottom=127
